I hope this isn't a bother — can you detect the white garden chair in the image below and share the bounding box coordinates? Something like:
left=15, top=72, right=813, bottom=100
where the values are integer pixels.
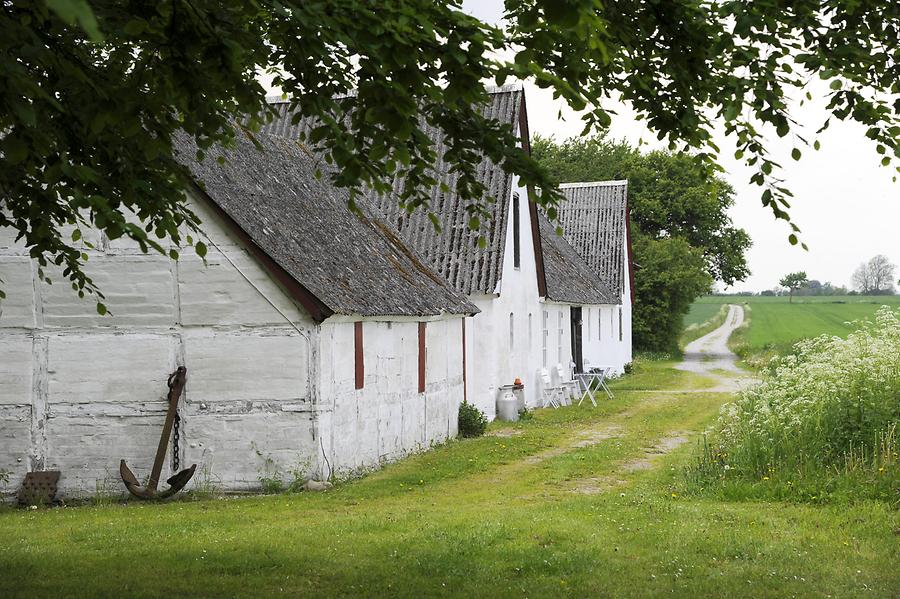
left=556, top=363, right=578, bottom=405
left=540, top=368, right=564, bottom=409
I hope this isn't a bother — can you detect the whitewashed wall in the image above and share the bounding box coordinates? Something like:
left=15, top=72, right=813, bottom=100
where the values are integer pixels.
left=535, top=301, right=575, bottom=393
left=464, top=178, right=546, bottom=418
left=581, top=303, right=630, bottom=375
left=534, top=254, right=634, bottom=385
left=316, top=316, right=464, bottom=476
left=580, top=237, right=633, bottom=375
left=0, top=197, right=316, bottom=497
left=0, top=197, right=473, bottom=497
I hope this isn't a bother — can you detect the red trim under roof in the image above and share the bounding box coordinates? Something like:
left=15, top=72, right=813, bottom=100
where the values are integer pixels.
left=625, top=192, right=635, bottom=306
left=516, top=90, right=548, bottom=299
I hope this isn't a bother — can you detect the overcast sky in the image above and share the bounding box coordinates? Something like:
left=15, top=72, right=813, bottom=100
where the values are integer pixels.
left=461, top=0, right=899, bottom=292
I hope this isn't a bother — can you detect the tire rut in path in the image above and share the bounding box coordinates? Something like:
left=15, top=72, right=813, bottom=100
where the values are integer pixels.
left=570, top=432, right=691, bottom=495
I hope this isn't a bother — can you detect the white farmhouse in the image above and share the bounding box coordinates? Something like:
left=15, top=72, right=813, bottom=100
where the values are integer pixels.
left=264, top=85, right=548, bottom=418
left=1, top=85, right=637, bottom=499
left=536, top=212, right=621, bottom=377
left=556, top=181, right=634, bottom=373
left=264, top=85, right=632, bottom=417
left=0, top=129, right=475, bottom=496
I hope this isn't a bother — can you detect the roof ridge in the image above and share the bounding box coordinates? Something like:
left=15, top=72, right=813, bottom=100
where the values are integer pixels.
left=485, top=82, right=524, bottom=94
left=559, top=180, right=627, bottom=189
left=267, top=83, right=523, bottom=106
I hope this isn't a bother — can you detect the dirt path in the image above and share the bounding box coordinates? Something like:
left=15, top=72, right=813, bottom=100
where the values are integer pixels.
left=508, top=309, right=757, bottom=495
left=676, top=304, right=758, bottom=392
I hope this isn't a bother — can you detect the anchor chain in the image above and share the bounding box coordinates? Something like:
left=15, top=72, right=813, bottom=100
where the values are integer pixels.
left=167, top=367, right=182, bottom=473
left=172, top=411, right=181, bottom=472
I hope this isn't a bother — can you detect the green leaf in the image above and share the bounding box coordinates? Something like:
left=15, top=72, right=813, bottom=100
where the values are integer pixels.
left=195, top=240, right=208, bottom=258
left=791, top=148, right=801, bottom=161
left=96, top=302, right=107, bottom=315
left=45, top=0, right=103, bottom=41
left=596, top=110, right=612, bottom=128
left=788, top=234, right=798, bottom=245
left=723, top=104, right=738, bottom=121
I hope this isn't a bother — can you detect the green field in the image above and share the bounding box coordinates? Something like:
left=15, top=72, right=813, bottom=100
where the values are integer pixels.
left=2, top=360, right=898, bottom=597
left=686, top=295, right=900, bottom=356
left=683, top=301, right=726, bottom=328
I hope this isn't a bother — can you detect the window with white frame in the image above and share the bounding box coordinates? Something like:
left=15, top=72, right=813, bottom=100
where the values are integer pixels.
left=586, top=308, right=591, bottom=340
left=509, top=312, right=515, bottom=348
left=557, top=311, right=563, bottom=364
left=542, top=311, right=549, bottom=367
left=618, top=306, right=623, bottom=342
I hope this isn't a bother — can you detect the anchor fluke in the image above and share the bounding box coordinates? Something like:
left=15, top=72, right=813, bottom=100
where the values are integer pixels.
left=120, top=460, right=196, bottom=500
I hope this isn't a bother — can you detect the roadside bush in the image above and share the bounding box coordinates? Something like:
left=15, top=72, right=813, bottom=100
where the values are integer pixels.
left=458, top=401, right=487, bottom=438
left=688, top=306, right=900, bottom=502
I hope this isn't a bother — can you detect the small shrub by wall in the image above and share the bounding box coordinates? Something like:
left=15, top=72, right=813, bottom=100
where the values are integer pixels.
left=458, top=402, right=487, bottom=438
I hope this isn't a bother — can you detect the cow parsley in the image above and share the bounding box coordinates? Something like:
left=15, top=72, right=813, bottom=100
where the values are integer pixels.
left=690, top=307, right=899, bottom=500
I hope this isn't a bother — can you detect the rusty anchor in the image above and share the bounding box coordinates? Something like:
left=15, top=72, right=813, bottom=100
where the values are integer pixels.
left=120, top=366, right=197, bottom=499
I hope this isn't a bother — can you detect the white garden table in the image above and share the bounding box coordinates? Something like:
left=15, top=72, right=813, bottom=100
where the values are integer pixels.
left=575, top=366, right=615, bottom=406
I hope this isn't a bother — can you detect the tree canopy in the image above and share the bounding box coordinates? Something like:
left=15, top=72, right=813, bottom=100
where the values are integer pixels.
left=534, top=135, right=751, bottom=285
left=779, top=271, right=809, bottom=302
left=852, top=255, right=897, bottom=294
left=2, top=0, right=898, bottom=307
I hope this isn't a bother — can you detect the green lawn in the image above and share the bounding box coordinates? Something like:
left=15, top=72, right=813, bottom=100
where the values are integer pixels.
left=688, top=295, right=900, bottom=357
left=2, top=362, right=897, bottom=598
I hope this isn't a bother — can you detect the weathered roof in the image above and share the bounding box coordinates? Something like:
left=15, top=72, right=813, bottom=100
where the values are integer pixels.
left=173, top=129, right=477, bottom=320
left=260, top=86, right=524, bottom=296
left=538, top=213, right=616, bottom=305
left=556, top=181, right=630, bottom=299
